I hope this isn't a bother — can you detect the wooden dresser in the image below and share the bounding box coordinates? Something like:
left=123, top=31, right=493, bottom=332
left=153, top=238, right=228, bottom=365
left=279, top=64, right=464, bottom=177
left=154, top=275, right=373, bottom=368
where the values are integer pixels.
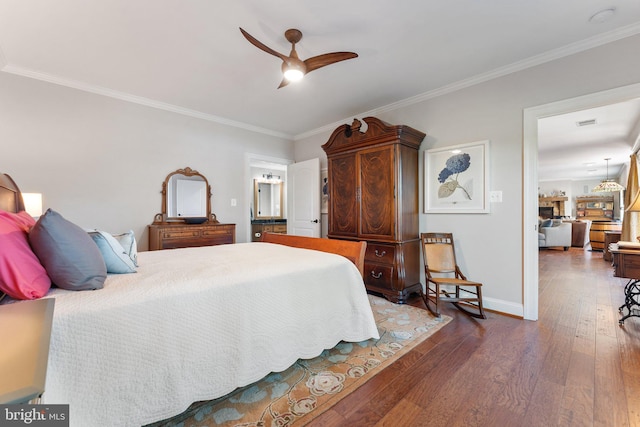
left=148, top=223, right=235, bottom=250
left=322, top=117, right=426, bottom=303
left=609, top=243, right=640, bottom=325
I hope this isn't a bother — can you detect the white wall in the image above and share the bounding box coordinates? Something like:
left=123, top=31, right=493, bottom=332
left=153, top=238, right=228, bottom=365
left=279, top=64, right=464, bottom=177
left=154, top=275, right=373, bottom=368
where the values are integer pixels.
left=1, top=72, right=294, bottom=249
left=294, top=33, right=640, bottom=316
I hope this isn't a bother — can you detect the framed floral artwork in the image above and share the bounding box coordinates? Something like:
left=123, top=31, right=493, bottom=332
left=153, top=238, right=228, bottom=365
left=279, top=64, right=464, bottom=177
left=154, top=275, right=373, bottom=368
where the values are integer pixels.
left=424, top=140, right=490, bottom=213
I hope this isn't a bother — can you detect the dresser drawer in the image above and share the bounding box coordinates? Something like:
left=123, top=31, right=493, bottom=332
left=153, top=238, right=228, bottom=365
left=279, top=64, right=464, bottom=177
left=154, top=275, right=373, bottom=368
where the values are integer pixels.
left=258, top=224, right=286, bottom=234
left=162, top=229, right=201, bottom=239
left=272, top=224, right=287, bottom=233
left=149, top=223, right=236, bottom=250
left=365, top=243, right=396, bottom=264
left=202, top=227, right=233, bottom=237
left=364, top=262, right=395, bottom=289
left=617, top=252, right=640, bottom=278
left=200, top=235, right=234, bottom=246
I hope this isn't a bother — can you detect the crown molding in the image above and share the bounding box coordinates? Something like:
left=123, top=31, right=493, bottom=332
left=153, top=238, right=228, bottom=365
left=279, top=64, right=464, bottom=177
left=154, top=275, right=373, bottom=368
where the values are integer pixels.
left=295, top=22, right=640, bottom=141
left=0, top=65, right=292, bottom=140
left=2, top=21, right=639, bottom=142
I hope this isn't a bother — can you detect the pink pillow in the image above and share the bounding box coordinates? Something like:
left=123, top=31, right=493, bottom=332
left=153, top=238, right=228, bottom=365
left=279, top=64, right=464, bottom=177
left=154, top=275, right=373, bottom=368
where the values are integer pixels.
left=0, top=210, right=51, bottom=299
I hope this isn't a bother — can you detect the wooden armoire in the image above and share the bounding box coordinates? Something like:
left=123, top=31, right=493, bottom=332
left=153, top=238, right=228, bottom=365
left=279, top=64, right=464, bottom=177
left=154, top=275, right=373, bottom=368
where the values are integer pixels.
left=322, top=117, right=426, bottom=303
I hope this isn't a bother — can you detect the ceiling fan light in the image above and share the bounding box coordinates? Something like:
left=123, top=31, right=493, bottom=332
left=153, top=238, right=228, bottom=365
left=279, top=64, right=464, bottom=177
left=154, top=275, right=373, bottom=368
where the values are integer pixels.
left=283, top=67, right=304, bottom=82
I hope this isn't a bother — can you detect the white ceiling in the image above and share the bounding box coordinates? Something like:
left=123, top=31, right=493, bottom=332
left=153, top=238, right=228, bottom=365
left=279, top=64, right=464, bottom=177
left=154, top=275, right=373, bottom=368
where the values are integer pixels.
left=538, top=98, right=640, bottom=182
left=1, top=1, right=640, bottom=179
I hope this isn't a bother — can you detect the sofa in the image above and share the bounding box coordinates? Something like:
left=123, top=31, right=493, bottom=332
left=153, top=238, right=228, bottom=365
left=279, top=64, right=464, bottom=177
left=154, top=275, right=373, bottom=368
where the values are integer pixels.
left=538, top=219, right=572, bottom=250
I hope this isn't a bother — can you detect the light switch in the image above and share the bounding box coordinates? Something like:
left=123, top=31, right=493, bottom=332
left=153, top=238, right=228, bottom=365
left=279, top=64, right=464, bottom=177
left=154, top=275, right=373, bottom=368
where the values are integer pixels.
left=231, top=198, right=237, bottom=206
left=490, top=191, right=503, bottom=203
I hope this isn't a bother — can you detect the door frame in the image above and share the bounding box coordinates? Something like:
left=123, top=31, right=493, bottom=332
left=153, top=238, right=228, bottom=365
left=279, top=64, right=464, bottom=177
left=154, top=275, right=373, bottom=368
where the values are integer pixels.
left=245, top=153, right=293, bottom=242
left=523, top=82, right=640, bottom=321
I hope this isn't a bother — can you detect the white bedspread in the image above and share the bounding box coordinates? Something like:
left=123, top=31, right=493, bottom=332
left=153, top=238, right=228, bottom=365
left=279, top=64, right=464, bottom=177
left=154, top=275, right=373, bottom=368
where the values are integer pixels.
left=39, top=242, right=379, bottom=427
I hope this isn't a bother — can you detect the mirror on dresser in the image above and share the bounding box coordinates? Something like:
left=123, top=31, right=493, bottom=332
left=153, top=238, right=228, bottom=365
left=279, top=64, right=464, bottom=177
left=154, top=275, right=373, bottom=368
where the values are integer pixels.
left=149, top=167, right=235, bottom=251
left=154, top=167, right=215, bottom=224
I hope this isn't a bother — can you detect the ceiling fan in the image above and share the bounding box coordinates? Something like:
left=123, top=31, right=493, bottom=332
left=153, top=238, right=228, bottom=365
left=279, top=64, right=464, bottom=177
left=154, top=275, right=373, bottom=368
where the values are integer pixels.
left=239, top=27, right=358, bottom=88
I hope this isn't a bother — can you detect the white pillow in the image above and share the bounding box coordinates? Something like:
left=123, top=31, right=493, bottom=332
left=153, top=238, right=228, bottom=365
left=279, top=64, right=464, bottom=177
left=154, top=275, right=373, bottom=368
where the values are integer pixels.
left=88, top=230, right=137, bottom=274
left=112, top=230, right=138, bottom=267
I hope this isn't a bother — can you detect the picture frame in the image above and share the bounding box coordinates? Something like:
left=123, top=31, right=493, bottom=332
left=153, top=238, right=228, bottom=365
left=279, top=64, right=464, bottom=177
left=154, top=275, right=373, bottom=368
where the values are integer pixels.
left=321, top=168, right=329, bottom=214
left=424, top=140, right=490, bottom=213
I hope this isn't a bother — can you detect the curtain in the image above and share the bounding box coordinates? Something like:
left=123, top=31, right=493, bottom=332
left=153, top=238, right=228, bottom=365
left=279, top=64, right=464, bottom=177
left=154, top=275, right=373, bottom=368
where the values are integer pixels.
left=622, top=153, right=639, bottom=241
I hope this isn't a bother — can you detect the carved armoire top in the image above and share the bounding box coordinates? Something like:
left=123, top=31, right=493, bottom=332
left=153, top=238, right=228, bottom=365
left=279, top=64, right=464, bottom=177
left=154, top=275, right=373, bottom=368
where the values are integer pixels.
left=321, top=117, right=426, bottom=155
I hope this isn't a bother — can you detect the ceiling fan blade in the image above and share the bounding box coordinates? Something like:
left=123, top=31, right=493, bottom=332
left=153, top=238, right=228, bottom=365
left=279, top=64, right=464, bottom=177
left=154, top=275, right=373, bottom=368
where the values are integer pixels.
left=239, top=27, right=288, bottom=61
left=304, top=52, right=358, bottom=73
left=277, top=78, right=290, bottom=89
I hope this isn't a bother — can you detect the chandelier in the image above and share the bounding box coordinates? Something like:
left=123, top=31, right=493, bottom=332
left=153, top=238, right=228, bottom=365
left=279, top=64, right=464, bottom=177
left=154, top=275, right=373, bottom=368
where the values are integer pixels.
left=592, top=158, right=624, bottom=192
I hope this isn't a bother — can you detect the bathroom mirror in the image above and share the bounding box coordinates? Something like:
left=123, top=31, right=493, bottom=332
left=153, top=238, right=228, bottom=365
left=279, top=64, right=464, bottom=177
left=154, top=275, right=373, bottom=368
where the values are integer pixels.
left=254, top=179, right=283, bottom=219
left=154, top=167, right=213, bottom=223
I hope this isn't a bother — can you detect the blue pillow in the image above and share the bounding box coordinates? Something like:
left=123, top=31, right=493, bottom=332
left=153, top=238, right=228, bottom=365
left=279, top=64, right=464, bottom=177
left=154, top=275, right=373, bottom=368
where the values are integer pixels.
left=29, top=209, right=107, bottom=291
left=88, top=230, right=137, bottom=274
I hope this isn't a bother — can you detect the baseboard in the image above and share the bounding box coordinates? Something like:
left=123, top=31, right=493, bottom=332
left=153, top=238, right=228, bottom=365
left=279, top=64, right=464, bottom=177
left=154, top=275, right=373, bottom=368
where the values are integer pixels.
left=482, top=296, right=524, bottom=318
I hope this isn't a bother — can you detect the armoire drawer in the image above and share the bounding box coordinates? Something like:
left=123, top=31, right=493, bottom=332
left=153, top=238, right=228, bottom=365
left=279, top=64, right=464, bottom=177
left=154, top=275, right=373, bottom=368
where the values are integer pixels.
left=364, top=262, right=395, bottom=289
left=365, top=244, right=396, bottom=264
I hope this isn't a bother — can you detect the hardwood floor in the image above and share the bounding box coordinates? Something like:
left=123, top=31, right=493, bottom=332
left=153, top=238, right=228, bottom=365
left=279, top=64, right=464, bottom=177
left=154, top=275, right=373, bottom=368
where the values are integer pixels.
left=309, top=247, right=640, bottom=426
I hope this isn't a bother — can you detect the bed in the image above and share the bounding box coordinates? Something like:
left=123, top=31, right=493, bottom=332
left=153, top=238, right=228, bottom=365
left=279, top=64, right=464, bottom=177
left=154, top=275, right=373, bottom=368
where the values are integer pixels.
left=0, top=173, right=379, bottom=427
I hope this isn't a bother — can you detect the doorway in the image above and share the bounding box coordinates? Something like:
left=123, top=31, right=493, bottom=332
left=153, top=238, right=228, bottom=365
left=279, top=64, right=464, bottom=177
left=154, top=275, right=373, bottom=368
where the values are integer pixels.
left=245, top=153, right=292, bottom=243
left=523, top=82, right=640, bottom=321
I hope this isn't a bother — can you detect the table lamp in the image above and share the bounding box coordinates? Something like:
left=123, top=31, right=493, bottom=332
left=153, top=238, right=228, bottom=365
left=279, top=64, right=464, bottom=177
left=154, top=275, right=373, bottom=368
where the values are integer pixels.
left=22, top=193, right=43, bottom=218
left=625, top=190, right=640, bottom=241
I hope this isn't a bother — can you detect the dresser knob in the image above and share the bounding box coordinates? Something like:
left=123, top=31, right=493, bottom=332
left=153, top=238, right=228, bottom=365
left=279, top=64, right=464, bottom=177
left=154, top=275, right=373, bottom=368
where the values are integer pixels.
left=370, top=271, right=383, bottom=279
left=374, top=250, right=386, bottom=257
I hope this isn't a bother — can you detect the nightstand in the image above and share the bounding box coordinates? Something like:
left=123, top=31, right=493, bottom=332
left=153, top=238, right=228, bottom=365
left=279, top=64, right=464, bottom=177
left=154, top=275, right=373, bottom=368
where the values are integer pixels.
left=0, top=298, right=55, bottom=404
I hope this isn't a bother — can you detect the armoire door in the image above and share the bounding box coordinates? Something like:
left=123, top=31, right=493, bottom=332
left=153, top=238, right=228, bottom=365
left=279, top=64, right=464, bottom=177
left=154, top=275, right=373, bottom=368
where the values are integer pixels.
left=328, top=152, right=358, bottom=238
left=359, top=145, right=396, bottom=240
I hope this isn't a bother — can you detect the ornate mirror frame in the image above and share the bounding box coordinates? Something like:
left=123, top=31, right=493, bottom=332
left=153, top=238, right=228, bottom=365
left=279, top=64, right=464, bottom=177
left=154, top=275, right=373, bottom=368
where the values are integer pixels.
left=153, top=167, right=218, bottom=224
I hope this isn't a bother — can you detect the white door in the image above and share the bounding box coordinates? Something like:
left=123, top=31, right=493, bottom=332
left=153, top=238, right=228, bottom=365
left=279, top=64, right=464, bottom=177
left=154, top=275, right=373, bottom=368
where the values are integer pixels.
left=287, top=158, right=320, bottom=237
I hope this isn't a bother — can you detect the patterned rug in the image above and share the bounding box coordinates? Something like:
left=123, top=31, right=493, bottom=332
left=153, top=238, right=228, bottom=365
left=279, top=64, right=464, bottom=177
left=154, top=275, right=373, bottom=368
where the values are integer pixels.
left=151, top=295, right=451, bottom=427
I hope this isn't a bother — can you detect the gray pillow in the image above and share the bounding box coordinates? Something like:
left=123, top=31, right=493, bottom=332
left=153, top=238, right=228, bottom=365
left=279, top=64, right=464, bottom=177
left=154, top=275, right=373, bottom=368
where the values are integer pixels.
left=29, top=209, right=107, bottom=291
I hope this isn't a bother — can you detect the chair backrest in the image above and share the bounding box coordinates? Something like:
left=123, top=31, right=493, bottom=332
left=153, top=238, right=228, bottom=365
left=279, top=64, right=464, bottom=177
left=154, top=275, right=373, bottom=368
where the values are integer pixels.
left=421, top=232, right=458, bottom=274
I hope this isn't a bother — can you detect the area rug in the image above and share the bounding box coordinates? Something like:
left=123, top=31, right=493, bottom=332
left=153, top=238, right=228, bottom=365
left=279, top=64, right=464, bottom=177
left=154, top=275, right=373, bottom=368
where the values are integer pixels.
left=151, top=295, right=451, bottom=427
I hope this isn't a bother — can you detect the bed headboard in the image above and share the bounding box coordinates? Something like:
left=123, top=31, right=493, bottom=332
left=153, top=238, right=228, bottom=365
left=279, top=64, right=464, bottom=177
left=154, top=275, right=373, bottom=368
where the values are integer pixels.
left=0, top=173, right=25, bottom=213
